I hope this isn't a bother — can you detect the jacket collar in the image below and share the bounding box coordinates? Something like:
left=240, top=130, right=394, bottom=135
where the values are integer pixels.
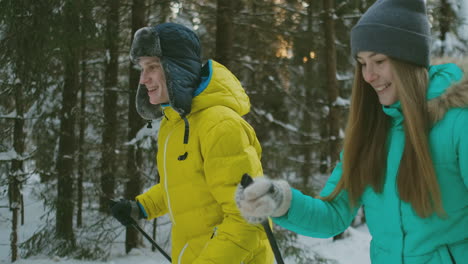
left=383, top=63, right=466, bottom=125
left=161, top=104, right=182, bottom=121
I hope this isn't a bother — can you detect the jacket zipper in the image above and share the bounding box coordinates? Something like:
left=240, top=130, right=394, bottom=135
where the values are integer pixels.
left=164, top=127, right=177, bottom=225
left=447, top=245, right=456, bottom=264
left=178, top=242, right=189, bottom=264
left=210, top=226, right=218, bottom=239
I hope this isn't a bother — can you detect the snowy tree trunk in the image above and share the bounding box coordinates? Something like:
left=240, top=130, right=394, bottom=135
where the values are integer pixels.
left=323, top=0, right=340, bottom=166
left=458, top=0, right=468, bottom=41
left=9, top=82, right=26, bottom=262
left=77, top=49, right=88, bottom=228
left=56, top=0, right=80, bottom=245
left=301, top=0, right=317, bottom=187
left=438, top=0, right=455, bottom=56
left=125, top=0, right=146, bottom=254
left=323, top=0, right=344, bottom=241
left=215, top=0, right=234, bottom=68
left=152, top=218, right=158, bottom=252
left=9, top=185, right=19, bottom=263
left=100, top=0, right=120, bottom=213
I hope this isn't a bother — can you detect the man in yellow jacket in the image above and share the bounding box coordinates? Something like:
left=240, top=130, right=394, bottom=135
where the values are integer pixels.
left=110, top=22, right=273, bottom=264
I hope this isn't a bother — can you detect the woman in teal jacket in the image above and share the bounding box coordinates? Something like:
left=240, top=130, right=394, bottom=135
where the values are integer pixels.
left=236, top=0, right=468, bottom=263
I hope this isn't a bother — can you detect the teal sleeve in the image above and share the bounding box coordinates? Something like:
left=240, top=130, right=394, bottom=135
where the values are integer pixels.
left=272, top=160, right=359, bottom=238
left=455, top=108, right=468, bottom=188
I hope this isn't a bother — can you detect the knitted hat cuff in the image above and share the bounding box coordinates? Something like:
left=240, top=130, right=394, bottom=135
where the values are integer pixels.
left=351, top=23, right=430, bottom=67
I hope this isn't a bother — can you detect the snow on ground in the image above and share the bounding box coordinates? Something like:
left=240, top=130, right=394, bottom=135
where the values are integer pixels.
left=296, top=226, right=371, bottom=264
left=1, top=182, right=371, bottom=264
left=2, top=232, right=371, bottom=264
left=9, top=249, right=169, bottom=264
left=2, top=223, right=371, bottom=264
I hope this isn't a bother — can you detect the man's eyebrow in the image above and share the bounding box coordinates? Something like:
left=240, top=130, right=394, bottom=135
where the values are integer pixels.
left=139, top=60, right=161, bottom=67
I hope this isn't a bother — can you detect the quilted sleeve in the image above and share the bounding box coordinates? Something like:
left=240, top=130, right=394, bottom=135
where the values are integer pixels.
left=135, top=183, right=169, bottom=220
left=194, top=117, right=268, bottom=263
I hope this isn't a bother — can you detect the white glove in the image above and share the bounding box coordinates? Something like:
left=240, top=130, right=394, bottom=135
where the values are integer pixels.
left=235, top=177, right=292, bottom=223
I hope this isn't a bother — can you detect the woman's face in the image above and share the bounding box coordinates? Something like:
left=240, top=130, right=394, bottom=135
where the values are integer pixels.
left=357, top=51, right=398, bottom=106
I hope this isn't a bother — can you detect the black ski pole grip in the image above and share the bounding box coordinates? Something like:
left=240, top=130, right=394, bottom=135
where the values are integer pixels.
left=241, top=173, right=254, bottom=188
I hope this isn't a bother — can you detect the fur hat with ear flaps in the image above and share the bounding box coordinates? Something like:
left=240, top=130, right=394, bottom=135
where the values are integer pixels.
left=130, top=23, right=202, bottom=120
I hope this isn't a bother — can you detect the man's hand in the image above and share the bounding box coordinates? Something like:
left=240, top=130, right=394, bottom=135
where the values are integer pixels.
left=109, top=199, right=144, bottom=226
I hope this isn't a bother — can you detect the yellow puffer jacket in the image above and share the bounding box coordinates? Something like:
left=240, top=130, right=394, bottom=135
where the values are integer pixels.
left=136, top=60, right=274, bottom=264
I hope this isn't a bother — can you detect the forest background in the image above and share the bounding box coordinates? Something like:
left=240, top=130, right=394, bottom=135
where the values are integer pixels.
left=1, top=0, right=467, bottom=263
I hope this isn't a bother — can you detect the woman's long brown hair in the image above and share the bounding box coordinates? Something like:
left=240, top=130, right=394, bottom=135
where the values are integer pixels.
left=322, top=59, right=445, bottom=218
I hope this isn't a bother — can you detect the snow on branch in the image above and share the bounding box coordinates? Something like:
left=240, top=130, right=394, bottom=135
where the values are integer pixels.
left=0, top=149, right=18, bottom=161
left=125, top=119, right=161, bottom=149
left=333, top=96, right=350, bottom=107
left=252, top=107, right=321, bottom=141
left=0, top=149, right=34, bottom=161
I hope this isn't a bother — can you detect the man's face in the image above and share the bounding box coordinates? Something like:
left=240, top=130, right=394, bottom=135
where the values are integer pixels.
left=138, top=57, right=169, bottom=105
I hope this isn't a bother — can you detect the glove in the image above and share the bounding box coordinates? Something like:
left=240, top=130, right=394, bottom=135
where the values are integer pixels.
left=110, top=199, right=145, bottom=227
left=235, top=177, right=292, bottom=223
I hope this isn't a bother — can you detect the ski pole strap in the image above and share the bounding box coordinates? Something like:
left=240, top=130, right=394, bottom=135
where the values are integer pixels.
left=241, top=174, right=285, bottom=264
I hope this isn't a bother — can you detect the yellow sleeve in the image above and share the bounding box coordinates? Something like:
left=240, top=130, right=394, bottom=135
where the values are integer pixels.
left=194, top=118, right=267, bottom=263
left=135, top=183, right=168, bottom=220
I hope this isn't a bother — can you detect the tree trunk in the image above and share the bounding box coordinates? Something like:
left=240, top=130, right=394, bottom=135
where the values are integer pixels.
left=100, top=0, right=121, bottom=213
left=56, top=0, right=81, bottom=245
left=439, top=0, right=451, bottom=56
left=323, top=0, right=344, bottom=241
left=76, top=0, right=94, bottom=227
left=301, top=0, right=317, bottom=187
left=152, top=218, right=158, bottom=252
left=323, top=0, right=340, bottom=167
left=160, top=1, right=171, bottom=23
left=215, top=0, right=234, bottom=68
left=77, top=49, right=87, bottom=228
left=9, top=82, right=26, bottom=262
left=125, top=0, right=146, bottom=253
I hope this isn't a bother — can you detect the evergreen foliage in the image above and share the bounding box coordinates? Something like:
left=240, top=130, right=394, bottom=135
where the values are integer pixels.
left=0, top=0, right=465, bottom=260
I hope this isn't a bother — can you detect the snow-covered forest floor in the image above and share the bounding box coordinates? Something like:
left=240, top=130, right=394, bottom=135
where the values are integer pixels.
left=0, top=179, right=371, bottom=264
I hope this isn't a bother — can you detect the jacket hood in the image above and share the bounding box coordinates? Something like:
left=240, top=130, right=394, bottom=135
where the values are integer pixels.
left=427, top=63, right=468, bottom=123
left=190, top=60, right=250, bottom=116
left=383, top=63, right=467, bottom=124
left=132, top=23, right=202, bottom=120
left=158, top=60, right=250, bottom=160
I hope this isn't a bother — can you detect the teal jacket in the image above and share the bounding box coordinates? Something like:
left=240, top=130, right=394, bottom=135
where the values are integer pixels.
left=274, top=64, right=468, bottom=263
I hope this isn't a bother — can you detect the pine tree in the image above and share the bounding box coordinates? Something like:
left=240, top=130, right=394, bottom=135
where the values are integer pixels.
left=124, top=0, right=147, bottom=253
left=55, top=0, right=82, bottom=247
left=100, top=0, right=121, bottom=213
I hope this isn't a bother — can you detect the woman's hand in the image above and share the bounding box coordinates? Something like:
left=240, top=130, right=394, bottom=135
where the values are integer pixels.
left=235, top=177, right=292, bottom=223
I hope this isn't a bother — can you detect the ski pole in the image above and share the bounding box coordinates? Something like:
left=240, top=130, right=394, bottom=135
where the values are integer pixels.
left=130, top=220, right=172, bottom=262
left=109, top=199, right=172, bottom=262
left=241, top=174, right=285, bottom=264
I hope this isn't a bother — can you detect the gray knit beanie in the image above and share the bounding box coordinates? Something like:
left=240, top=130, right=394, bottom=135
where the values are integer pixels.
left=351, top=0, right=431, bottom=67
